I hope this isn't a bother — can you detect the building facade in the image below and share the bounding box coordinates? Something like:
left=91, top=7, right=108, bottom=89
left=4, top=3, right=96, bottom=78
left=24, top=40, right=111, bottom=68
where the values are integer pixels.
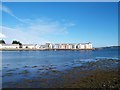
left=22, top=44, right=36, bottom=49
left=0, top=42, right=93, bottom=50
left=0, top=44, right=19, bottom=49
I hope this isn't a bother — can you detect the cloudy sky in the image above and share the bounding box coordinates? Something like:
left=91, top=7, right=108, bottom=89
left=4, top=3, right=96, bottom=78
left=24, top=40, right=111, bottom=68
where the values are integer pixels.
left=0, top=2, right=118, bottom=47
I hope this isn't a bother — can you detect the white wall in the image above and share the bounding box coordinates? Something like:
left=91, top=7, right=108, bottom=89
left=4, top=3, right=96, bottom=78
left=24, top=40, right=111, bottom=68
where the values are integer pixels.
left=80, top=44, right=85, bottom=49
left=54, top=44, right=59, bottom=49
left=0, top=44, right=19, bottom=49
left=35, top=45, right=40, bottom=49
left=85, top=43, right=92, bottom=49
left=0, top=45, right=2, bottom=49
left=22, top=45, right=36, bottom=49
left=89, top=44, right=92, bottom=49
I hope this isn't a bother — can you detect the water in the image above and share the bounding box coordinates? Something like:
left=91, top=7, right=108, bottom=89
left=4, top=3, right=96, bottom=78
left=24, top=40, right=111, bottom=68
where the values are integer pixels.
left=1, top=47, right=119, bottom=85
left=2, top=48, right=119, bottom=68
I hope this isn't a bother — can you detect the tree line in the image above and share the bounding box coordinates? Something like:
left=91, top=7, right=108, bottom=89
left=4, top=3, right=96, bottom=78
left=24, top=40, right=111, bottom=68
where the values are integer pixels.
left=0, top=40, right=22, bottom=45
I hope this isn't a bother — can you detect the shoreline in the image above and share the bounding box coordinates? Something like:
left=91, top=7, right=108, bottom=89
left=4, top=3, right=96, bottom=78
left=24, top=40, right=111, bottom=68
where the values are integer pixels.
left=2, top=59, right=120, bottom=88
left=0, top=48, right=95, bottom=51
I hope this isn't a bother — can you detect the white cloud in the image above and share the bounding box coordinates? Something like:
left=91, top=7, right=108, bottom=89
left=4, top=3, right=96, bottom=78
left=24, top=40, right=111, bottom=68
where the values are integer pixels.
left=0, top=4, right=14, bottom=16
left=0, top=33, right=6, bottom=38
left=0, top=4, right=27, bottom=23
left=0, top=4, right=75, bottom=44
left=1, top=25, right=47, bottom=44
left=1, top=18, right=75, bottom=44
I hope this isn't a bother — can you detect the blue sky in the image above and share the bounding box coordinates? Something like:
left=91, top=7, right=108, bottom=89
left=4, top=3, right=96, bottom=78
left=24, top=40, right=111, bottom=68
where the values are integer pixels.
left=0, top=2, right=118, bottom=47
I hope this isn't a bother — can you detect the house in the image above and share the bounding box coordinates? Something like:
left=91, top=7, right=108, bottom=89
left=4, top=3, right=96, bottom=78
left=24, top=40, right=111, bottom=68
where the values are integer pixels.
left=68, top=44, right=73, bottom=49
left=0, top=44, right=19, bottom=49
left=0, top=44, right=2, bottom=49
left=85, top=42, right=92, bottom=49
left=77, top=42, right=93, bottom=49
left=77, top=43, right=85, bottom=49
left=72, top=44, right=77, bottom=49
left=45, top=43, right=53, bottom=49
left=59, top=44, right=66, bottom=49
left=54, top=44, right=60, bottom=49
left=35, top=44, right=40, bottom=49
left=22, top=44, right=36, bottom=49
left=40, top=45, right=46, bottom=49
left=0, top=42, right=93, bottom=50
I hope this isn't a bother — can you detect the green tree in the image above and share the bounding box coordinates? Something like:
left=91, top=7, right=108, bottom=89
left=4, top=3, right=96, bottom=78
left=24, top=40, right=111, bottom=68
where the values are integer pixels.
left=12, top=40, right=22, bottom=48
left=12, top=40, right=22, bottom=45
left=0, top=40, right=5, bottom=44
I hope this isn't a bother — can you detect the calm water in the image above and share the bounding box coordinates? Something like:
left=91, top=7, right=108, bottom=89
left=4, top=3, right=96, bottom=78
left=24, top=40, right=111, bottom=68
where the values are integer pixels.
left=1, top=47, right=119, bottom=84
left=2, top=48, right=119, bottom=68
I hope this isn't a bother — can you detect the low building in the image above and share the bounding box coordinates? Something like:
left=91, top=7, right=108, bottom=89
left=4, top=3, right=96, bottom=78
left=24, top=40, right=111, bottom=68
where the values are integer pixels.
left=0, top=44, right=19, bottom=49
left=54, top=44, right=60, bottom=49
left=45, top=43, right=53, bottom=49
left=59, top=44, right=66, bottom=49
left=77, top=42, right=92, bottom=49
left=60, top=44, right=73, bottom=49
left=69, top=44, right=73, bottom=49
left=22, top=44, right=36, bottom=49
left=77, top=43, right=85, bottom=49
left=0, top=42, right=93, bottom=50
left=0, top=44, right=2, bottom=49
left=85, top=42, right=92, bottom=49
left=40, top=45, right=46, bottom=49
left=35, top=44, right=40, bottom=49
left=72, top=44, right=77, bottom=49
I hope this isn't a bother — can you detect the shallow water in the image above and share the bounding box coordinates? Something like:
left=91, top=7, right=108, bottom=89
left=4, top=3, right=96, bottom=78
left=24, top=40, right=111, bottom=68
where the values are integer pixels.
left=1, top=47, right=119, bottom=86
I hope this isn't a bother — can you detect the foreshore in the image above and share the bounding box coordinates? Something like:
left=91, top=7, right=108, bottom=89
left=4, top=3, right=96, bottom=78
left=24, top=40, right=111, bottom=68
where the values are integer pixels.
left=2, top=58, right=120, bottom=88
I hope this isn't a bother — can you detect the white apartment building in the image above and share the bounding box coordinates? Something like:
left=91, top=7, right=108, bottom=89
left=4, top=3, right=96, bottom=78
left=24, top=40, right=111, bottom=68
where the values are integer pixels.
left=77, top=42, right=92, bottom=49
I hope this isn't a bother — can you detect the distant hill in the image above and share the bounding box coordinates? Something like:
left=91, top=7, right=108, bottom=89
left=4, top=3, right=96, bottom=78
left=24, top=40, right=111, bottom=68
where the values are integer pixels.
left=95, top=46, right=120, bottom=50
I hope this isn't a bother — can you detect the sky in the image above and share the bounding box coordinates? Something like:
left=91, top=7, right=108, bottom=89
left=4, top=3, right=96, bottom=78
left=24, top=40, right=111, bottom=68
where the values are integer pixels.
left=0, top=2, right=118, bottom=47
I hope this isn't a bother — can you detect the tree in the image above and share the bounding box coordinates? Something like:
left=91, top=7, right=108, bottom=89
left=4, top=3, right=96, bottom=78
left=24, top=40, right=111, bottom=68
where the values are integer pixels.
left=12, top=40, right=22, bottom=48
left=0, top=40, right=5, bottom=44
left=12, top=40, right=22, bottom=45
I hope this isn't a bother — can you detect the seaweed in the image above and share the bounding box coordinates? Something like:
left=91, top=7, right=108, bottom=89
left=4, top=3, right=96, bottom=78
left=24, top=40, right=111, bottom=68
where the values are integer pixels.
left=19, top=70, right=30, bottom=74
left=5, top=73, right=13, bottom=76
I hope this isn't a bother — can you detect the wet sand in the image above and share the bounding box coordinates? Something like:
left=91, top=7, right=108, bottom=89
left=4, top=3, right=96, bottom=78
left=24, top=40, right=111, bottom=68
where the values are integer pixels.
left=2, top=59, right=120, bottom=88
